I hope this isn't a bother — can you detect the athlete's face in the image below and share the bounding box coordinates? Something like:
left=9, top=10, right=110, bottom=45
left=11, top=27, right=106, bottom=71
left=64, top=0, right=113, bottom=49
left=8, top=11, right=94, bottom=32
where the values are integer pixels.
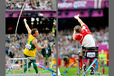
left=35, top=30, right=39, bottom=37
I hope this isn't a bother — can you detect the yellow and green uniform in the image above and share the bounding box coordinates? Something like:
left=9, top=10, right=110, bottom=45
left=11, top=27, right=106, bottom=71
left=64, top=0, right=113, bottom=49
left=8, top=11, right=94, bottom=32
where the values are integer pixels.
left=24, top=34, right=36, bottom=57
left=24, top=34, right=38, bottom=73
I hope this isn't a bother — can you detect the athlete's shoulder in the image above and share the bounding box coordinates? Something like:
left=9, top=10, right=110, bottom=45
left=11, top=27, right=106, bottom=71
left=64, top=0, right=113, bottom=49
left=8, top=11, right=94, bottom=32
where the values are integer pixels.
left=32, top=39, right=37, bottom=42
left=74, top=33, right=83, bottom=40
left=28, top=34, right=32, bottom=38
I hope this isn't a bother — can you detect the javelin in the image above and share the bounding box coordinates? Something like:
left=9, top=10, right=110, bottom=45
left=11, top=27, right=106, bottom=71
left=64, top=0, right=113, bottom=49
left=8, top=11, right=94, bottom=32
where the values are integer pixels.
left=15, top=0, right=28, bottom=36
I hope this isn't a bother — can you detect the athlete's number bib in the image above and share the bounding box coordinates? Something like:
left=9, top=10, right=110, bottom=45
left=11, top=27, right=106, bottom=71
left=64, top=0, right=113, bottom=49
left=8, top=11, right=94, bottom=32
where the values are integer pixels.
left=87, top=52, right=95, bottom=58
left=25, top=44, right=31, bottom=50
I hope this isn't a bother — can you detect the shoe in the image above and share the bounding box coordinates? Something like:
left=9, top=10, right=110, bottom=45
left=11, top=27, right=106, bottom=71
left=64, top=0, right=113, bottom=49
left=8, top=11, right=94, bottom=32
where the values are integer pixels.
left=90, top=66, right=95, bottom=75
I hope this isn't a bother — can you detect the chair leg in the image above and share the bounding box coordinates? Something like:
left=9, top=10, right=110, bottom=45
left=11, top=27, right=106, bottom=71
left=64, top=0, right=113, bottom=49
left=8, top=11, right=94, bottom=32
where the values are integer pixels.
left=77, top=55, right=80, bottom=76
left=86, top=58, right=97, bottom=73
left=82, top=56, right=86, bottom=76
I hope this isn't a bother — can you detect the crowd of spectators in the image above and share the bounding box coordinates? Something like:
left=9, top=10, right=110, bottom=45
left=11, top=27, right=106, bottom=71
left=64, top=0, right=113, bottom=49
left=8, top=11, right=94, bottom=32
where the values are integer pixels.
left=5, top=27, right=109, bottom=64
left=5, top=33, right=56, bottom=63
left=6, top=0, right=53, bottom=10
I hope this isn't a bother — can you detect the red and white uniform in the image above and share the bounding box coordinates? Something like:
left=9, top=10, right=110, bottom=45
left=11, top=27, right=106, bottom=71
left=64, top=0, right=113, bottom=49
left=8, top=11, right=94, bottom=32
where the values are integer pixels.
left=73, top=24, right=96, bottom=68
left=74, top=24, right=95, bottom=47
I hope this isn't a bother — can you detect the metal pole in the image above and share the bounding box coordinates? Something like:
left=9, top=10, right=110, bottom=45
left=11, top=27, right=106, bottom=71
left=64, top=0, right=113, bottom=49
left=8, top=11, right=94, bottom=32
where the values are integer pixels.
left=23, top=58, right=24, bottom=75
left=77, top=55, right=80, bottom=76
left=76, top=41, right=80, bottom=76
left=82, top=56, right=86, bottom=76
left=27, top=58, right=28, bottom=73
left=98, top=58, right=100, bottom=76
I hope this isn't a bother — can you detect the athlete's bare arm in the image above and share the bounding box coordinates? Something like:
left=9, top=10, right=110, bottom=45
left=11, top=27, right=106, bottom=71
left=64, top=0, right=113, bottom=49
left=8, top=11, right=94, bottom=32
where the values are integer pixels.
left=24, top=18, right=31, bottom=37
left=74, top=14, right=85, bottom=26
left=73, top=30, right=76, bottom=40
left=32, top=39, right=46, bottom=50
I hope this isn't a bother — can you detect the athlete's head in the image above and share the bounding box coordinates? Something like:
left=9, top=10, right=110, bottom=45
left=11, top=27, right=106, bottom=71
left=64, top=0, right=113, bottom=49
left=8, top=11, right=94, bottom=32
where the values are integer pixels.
left=74, top=25, right=82, bottom=33
left=31, top=28, right=39, bottom=37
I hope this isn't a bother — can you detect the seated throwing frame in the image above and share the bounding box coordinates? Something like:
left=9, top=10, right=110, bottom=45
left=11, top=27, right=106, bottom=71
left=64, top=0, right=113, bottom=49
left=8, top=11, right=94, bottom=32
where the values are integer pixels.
left=81, top=47, right=100, bottom=76
left=82, top=46, right=98, bottom=59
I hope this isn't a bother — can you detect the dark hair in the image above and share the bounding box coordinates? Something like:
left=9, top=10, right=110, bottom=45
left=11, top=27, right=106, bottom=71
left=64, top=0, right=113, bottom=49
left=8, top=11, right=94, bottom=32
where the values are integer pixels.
left=31, top=28, right=38, bottom=35
left=74, top=25, right=82, bottom=33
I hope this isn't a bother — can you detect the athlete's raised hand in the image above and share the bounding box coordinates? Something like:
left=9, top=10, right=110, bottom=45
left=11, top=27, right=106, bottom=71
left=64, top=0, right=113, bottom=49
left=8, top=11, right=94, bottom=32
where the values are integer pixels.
left=24, top=18, right=27, bottom=23
left=74, top=14, right=80, bottom=20
left=23, top=18, right=31, bottom=36
left=74, top=14, right=85, bottom=26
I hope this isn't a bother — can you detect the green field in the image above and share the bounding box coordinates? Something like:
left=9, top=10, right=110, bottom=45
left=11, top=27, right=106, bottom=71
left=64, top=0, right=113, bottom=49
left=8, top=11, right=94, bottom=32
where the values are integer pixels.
left=59, top=66, right=109, bottom=76
left=6, top=66, right=109, bottom=76
left=6, top=68, right=56, bottom=74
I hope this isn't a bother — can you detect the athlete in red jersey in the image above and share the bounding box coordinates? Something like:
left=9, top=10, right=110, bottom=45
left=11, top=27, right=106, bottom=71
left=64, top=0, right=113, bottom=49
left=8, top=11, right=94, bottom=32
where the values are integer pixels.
left=73, top=14, right=95, bottom=75
left=73, top=14, right=95, bottom=47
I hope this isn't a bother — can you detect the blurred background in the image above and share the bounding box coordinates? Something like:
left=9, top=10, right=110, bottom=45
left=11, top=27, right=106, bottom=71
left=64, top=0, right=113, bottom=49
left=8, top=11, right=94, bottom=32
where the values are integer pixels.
left=58, top=0, right=109, bottom=75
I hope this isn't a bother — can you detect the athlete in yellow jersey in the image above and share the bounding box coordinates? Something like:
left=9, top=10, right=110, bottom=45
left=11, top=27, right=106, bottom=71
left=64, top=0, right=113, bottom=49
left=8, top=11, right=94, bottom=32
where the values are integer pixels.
left=23, top=18, right=46, bottom=73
